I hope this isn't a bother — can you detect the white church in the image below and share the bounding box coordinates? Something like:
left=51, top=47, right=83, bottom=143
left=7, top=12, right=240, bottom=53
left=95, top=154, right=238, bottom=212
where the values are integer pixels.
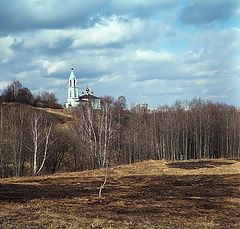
left=66, top=67, right=101, bottom=109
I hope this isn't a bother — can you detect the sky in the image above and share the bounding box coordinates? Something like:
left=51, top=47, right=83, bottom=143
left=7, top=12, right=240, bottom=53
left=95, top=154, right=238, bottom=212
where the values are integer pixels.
left=0, top=0, right=240, bottom=107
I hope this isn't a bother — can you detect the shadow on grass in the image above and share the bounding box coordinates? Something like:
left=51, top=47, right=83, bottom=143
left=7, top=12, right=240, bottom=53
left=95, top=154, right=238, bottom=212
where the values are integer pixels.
left=167, top=161, right=234, bottom=170
left=0, top=180, right=100, bottom=203
left=0, top=171, right=239, bottom=206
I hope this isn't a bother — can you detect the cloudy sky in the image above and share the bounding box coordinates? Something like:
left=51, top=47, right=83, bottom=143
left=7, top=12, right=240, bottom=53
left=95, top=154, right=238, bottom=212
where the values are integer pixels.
left=0, top=0, right=240, bottom=107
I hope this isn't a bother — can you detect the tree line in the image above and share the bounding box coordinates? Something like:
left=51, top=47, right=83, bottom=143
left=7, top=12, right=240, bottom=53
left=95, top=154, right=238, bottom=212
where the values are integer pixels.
left=0, top=95, right=239, bottom=178
left=0, top=80, right=61, bottom=108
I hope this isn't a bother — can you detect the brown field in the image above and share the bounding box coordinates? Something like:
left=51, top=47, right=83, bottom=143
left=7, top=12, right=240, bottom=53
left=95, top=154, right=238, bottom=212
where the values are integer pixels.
left=0, top=159, right=239, bottom=229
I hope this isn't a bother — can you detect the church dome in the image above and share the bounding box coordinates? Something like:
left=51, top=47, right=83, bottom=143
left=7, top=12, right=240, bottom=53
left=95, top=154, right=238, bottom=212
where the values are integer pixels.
left=69, top=67, right=76, bottom=79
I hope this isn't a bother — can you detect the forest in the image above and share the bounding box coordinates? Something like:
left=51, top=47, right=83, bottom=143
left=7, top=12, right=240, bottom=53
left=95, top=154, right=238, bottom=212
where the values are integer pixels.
left=0, top=81, right=240, bottom=178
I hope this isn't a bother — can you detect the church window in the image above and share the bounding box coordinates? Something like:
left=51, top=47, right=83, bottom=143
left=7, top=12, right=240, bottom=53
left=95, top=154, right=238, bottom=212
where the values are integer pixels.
left=70, top=80, right=72, bottom=87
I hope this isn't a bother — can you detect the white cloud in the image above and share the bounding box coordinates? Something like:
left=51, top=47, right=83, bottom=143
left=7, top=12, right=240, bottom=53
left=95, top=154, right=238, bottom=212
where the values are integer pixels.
left=134, top=49, right=175, bottom=62
left=9, top=16, right=162, bottom=53
left=0, top=36, right=15, bottom=63
left=0, top=81, right=9, bottom=91
left=35, top=59, right=68, bottom=75
left=72, top=16, right=158, bottom=48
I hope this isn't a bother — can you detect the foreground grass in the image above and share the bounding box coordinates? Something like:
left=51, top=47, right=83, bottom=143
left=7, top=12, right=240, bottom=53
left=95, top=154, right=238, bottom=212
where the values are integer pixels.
left=0, top=159, right=239, bottom=229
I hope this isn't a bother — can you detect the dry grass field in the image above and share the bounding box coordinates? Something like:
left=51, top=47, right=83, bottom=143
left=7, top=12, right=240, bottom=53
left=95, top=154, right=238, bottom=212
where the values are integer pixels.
left=0, top=159, right=239, bottom=229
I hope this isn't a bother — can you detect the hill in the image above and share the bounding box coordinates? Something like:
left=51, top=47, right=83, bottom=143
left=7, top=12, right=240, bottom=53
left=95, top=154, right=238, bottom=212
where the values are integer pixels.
left=1, top=102, right=72, bottom=123
left=0, top=159, right=239, bottom=228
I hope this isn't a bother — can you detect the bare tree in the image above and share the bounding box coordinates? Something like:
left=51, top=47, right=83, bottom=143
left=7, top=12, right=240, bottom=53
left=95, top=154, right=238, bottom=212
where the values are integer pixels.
left=27, top=112, right=54, bottom=175
left=72, top=96, right=117, bottom=197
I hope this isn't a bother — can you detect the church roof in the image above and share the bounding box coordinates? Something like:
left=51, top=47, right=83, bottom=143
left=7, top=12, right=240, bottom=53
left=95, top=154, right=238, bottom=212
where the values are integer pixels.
left=69, top=67, right=76, bottom=79
left=79, top=94, right=100, bottom=100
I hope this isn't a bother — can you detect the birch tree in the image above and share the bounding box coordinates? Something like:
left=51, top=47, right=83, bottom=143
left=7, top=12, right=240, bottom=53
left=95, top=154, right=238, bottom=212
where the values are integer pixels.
left=72, top=96, right=117, bottom=197
left=27, top=112, right=54, bottom=175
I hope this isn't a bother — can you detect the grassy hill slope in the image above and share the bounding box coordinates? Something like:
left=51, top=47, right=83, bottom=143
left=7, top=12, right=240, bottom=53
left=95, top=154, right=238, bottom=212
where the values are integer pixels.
left=1, top=102, right=72, bottom=122
left=0, top=159, right=239, bottom=228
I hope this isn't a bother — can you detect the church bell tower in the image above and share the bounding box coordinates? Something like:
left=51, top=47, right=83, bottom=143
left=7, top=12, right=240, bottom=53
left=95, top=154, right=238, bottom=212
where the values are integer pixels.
left=66, top=67, right=79, bottom=108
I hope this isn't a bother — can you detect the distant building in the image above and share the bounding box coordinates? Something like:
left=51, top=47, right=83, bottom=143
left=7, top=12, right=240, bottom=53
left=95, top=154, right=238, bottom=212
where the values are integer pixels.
left=79, top=86, right=101, bottom=109
left=131, top=103, right=149, bottom=113
left=66, top=67, right=100, bottom=109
